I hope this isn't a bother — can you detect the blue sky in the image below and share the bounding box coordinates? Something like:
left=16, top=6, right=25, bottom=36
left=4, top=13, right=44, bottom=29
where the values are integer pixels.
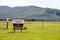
left=0, top=0, right=60, bottom=9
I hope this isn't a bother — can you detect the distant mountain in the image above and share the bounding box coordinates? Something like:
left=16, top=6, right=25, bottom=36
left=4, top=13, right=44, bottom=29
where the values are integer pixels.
left=0, top=6, right=60, bottom=21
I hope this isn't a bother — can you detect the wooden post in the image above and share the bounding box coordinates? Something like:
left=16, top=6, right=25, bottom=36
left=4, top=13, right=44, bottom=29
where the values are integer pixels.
left=6, top=18, right=9, bottom=29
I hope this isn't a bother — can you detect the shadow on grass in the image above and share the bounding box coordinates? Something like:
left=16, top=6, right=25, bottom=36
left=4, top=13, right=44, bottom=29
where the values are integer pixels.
left=7, top=31, right=30, bottom=34
left=0, top=28, right=7, bottom=30
left=7, top=31, right=15, bottom=34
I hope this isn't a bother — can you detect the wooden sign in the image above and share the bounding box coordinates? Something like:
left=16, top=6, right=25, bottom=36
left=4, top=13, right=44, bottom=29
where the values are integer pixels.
left=12, top=19, right=26, bottom=32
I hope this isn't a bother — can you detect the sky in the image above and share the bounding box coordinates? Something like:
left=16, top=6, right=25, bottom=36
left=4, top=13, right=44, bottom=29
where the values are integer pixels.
left=0, top=0, right=60, bottom=9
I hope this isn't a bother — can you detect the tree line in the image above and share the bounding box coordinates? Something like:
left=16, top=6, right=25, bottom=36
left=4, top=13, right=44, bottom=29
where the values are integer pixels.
left=0, top=18, right=60, bottom=22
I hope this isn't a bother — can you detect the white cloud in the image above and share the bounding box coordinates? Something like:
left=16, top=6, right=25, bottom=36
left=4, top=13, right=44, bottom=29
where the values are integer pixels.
left=0, top=0, right=60, bottom=9
left=32, top=0, right=60, bottom=9
left=0, top=0, right=29, bottom=6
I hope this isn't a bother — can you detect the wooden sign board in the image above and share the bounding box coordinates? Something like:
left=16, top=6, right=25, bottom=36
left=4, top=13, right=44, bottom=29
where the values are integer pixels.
left=12, top=19, right=26, bottom=32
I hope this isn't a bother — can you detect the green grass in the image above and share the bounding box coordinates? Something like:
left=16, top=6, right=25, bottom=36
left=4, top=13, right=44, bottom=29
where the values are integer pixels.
left=0, top=21, right=60, bottom=40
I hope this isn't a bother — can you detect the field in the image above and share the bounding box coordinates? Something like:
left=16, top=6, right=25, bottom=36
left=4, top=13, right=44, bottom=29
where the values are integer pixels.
left=0, top=21, right=60, bottom=40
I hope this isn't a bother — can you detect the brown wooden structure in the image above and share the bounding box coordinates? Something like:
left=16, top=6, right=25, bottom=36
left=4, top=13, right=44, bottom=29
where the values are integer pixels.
left=12, top=19, right=27, bottom=32
left=6, top=18, right=9, bottom=29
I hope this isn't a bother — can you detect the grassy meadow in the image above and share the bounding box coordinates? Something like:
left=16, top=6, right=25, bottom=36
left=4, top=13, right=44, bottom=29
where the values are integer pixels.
left=0, top=21, right=60, bottom=40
